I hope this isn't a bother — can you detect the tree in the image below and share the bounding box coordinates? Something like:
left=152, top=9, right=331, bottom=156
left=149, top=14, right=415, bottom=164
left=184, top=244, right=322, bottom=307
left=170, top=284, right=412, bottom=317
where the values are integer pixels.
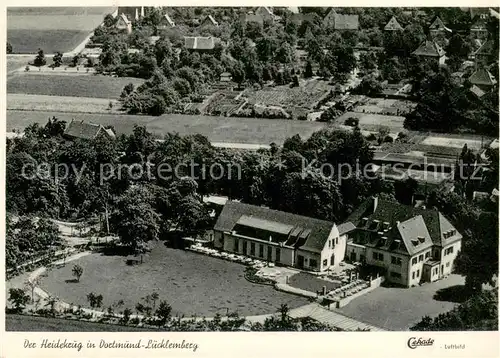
left=72, top=264, right=83, bottom=282
left=34, top=48, right=46, bottom=67
left=25, top=278, right=40, bottom=304
left=120, top=83, right=135, bottom=100
left=232, top=61, right=246, bottom=89
left=355, top=75, right=383, bottom=97
left=156, top=300, right=172, bottom=326
left=8, top=288, right=30, bottom=313
left=7, top=42, right=12, bottom=54
left=52, top=52, right=63, bottom=67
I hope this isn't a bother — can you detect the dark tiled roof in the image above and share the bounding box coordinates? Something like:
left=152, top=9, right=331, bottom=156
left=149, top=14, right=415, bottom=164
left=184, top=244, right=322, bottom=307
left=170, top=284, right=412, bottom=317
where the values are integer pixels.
left=429, top=16, right=452, bottom=32
left=413, top=40, right=445, bottom=57
left=338, top=222, right=356, bottom=235
left=334, top=14, right=359, bottom=30
left=346, top=197, right=461, bottom=249
left=214, top=201, right=335, bottom=252
left=201, top=15, right=218, bottom=27
left=475, top=40, right=495, bottom=56
left=470, top=85, right=486, bottom=98
left=64, top=120, right=106, bottom=140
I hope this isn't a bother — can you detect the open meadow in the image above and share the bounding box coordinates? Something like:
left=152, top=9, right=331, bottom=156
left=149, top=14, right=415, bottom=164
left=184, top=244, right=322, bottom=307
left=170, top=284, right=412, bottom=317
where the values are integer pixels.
left=7, top=109, right=328, bottom=145
left=8, top=74, right=145, bottom=99
left=7, top=7, right=115, bottom=53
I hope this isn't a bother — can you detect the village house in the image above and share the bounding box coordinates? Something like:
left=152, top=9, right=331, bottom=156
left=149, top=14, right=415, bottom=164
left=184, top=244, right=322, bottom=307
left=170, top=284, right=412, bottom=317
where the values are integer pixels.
left=384, top=16, right=403, bottom=31
left=428, top=16, right=453, bottom=36
left=63, top=120, right=116, bottom=141
left=115, top=13, right=132, bottom=34
left=343, top=197, right=463, bottom=288
left=158, top=13, right=175, bottom=29
left=255, top=7, right=276, bottom=22
left=200, top=14, right=219, bottom=29
left=213, top=201, right=352, bottom=272
left=412, top=40, right=446, bottom=66
left=470, top=15, right=489, bottom=40
left=184, top=36, right=218, bottom=52
left=323, top=9, right=359, bottom=30
left=474, top=40, right=496, bottom=65
left=468, top=67, right=498, bottom=93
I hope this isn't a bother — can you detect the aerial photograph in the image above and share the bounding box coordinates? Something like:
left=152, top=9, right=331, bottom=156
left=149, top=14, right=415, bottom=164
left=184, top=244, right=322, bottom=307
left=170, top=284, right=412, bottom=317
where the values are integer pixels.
left=5, top=6, right=499, bottom=333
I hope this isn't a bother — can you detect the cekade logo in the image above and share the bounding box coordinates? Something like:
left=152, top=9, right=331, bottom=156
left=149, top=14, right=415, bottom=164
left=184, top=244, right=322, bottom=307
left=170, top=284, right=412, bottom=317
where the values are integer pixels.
left=407, top=337, right=434, bottom=349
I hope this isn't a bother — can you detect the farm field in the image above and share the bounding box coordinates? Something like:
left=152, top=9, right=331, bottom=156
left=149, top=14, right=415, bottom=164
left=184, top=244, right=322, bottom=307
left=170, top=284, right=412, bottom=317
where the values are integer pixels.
left=8, top=74, right=145, bottom=99
left=335, top=111, right=406, bottom=133
left=7, top=109, right=328, bottom=145
left=7, top=7, right=115, bottom=54
left=39, top=245, right=309, bottom=317
left=7, top=94, right=121, bottom=114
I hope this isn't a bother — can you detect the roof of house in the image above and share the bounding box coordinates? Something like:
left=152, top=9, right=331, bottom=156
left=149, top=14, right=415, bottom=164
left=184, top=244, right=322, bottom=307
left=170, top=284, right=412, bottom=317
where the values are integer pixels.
left=429, top=16, right=452, bottom=33
left=256, top=7, right=273, bottom=16
left=241, top=13, right=264, bottom=24
left=384, top=16, right=403, bottom=31
left=475, top=40, right=496, bottom=56
left=184, top=36, right=217, bottom=50
left=469, top=67, right=498, bottom=86
left=338, top=222, right=356, bottom=235
left=214, top=201, right=335, bottom=252
left=201, top=14, right=219, bottom=26
left=162, top=13, right=175, bottom=27
left=412, top=40, right=446, bottom=57
left=118, top=13, right=132, bottom=25
left=346, top=197, right=462, bottom=250
left=63, top=120, right=115, bottom=140
left=323, top=9, right=359, bottom=30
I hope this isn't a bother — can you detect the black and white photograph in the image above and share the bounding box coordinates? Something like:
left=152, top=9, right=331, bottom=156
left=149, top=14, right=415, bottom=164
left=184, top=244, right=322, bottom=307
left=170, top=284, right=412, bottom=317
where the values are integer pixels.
left=4, top=4, right=499, bottom=343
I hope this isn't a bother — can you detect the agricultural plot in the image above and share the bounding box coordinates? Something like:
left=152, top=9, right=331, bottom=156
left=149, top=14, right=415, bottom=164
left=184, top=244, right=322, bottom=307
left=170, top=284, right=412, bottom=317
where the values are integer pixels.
left=7, top=94, right=121, bottom=114
left=353, top=98, right=417, bottom=116
left=421, top=136, right=485, bottom=150
left=7, top=74, right=145, bottom=99
left=7, top=7, right=115, bottom=53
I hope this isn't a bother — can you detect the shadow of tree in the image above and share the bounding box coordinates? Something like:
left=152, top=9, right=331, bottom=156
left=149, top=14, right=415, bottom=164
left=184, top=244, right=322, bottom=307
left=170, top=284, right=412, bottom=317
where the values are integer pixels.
left=433, top=285, right=473, bottom=303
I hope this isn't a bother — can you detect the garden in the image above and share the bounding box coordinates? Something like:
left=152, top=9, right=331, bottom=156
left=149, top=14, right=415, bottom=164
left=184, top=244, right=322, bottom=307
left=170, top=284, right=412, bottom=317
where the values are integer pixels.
left=38, top=243, right=309, bottom=318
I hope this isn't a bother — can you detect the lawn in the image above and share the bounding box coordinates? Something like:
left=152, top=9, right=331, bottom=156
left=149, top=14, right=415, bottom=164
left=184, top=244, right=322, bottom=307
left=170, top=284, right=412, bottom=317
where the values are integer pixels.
left=8, top=74, right=145, bottom=99
left=7, top=56, right=32, bottom=74
left=7, top=7, right=115, bottom=54
left=288, top=272, right=341, bottom=294
left=7, top=95, right=121, bottom=115
left=7, top=109, right=327, bottom=145
left=6, top=314, right=155, bottom=332
left=336, top=274, right=465, bottom=331
left=39, top=244, right=309, bottom=317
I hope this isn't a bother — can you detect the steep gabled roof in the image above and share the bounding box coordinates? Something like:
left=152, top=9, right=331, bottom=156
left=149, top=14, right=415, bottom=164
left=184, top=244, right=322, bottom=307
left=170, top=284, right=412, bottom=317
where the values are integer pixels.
left=64, top=120, right=114, bottom=140
left=118, top=13, right=131, bottom=26
left=162, top=13, right=175, bottom=27
left=396, top=215, right=434, bottom=256
left=214, top=201, right=335, bottom=252
left=412, top=40, right=446, bottom=57
left=201, top=14, right=219, bottom=27
left=334, top=14, right=359, bottom=30
left=475, top=39, right=495, bottom=56
left=346, top=197, right=462, bottom=248
left=469, top=67, right=498, bottom=86
left=429, top=16, right=452, bottom=33
left=384, top=16, right=403, bottom=31
left=256, top=6, right=274, bottom=16
left=470, top=85, right=486, bottom=98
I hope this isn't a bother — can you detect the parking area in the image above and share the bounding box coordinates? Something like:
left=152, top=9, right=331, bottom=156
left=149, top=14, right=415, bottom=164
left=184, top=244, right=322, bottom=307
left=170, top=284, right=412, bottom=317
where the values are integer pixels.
left=336, top=274, right=465, bottom=331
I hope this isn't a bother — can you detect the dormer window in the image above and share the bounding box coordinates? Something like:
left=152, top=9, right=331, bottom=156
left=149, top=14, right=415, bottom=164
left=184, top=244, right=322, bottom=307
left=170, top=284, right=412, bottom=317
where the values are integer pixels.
left=418, top=236, right=425, bottom=243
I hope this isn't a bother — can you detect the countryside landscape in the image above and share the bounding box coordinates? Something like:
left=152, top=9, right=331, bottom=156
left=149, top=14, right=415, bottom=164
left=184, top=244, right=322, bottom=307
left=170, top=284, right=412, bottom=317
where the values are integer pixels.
left=5, top=6, right=499, bottom=335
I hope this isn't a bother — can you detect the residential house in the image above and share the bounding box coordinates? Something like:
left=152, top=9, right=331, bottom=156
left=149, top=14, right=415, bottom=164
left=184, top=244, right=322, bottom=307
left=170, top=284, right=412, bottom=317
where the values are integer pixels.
left=213, top=201, right=352, bottom=272
left=412, top=40, right=446, bottom=66
left=184, top=36, right=218, bottom=52
left=344, top=197, right=463, bottom=287
left=255, top=7, right=276, bottom=22
left=323, top=9, right=359, bottom=30
left=118, top=6, right=146, bottom=21
left=240, top=12, right=265, bottom=25
left=468, top=67, right=497, bottom=92
left=63, top=120, right=116, bottom=141
left=470, top=15, right=489, bottom=40
left=384, top=16, right=403, bottom=31
left=428, top=16, right=452, bottom=36
left=158, top=13, right=175, bottom=29
left=116, top=13, right=132, bottom=34
left=474, top=40, right=497, bottom=65
left=200, top=15, right=219, bottom=29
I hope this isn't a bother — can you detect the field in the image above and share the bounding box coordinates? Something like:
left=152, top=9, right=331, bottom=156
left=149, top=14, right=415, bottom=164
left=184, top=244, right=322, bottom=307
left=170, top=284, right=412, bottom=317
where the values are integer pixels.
left=335, top=112, right=406, bottom=133
left=7, top=56, right=32, bottom=74
left=353, top=98, right=417, bottom=116
left=8, top=95, right=121, bottom=114
left=7, top=109, right=327, bottom=145
left=39, top=245, right=309, bottom=317
left=8, top=74, right=145, bottom=99
left=7, top=7, right=115, bottom=54
left=421, top=136, right=484, bottom=150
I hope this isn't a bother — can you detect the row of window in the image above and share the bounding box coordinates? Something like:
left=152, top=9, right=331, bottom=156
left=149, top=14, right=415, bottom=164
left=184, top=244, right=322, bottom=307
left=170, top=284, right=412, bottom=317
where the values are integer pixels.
left=444, top=246, right=454, bottom=256
left=373, top=252, right=384, bottom=261
left=328, top=237, right=339, bottom=248
left=235, top=239, right=281, bottom=262
left=412, top=269, right=420, bottom=280
left=411, top=251, right=431, bottom=265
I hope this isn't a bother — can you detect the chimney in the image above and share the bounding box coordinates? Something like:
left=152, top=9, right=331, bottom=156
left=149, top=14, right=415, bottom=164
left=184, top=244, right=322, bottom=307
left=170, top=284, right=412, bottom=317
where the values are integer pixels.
left=140, top=6, right=145, bottom=18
